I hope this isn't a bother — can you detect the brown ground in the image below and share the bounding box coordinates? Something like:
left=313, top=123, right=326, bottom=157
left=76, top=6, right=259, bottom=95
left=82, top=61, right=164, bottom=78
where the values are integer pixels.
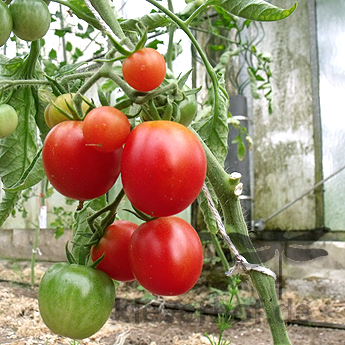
left=1, top=261, right=345, bottom=345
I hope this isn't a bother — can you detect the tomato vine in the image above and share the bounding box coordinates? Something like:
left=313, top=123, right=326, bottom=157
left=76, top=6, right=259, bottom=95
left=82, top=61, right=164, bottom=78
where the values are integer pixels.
left=0, top=0, right=298, bottom=343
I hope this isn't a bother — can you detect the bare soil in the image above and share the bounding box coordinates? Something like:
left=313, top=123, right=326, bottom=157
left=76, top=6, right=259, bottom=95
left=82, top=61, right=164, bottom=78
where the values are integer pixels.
left=1, top=261, right=345, bottom=345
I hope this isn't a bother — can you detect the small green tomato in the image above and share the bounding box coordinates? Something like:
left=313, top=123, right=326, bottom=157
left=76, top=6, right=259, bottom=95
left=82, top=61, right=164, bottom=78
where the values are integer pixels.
left=0, top=104, right=19, bottom=139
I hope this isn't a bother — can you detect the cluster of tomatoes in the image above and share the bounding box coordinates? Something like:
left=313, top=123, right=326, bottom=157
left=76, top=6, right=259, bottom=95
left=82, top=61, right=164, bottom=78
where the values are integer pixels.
left=0, top=0, right=51, bottom=46
left=41, top=106, right=206, bottom=296
left=39, top=48, right=206, bottom=339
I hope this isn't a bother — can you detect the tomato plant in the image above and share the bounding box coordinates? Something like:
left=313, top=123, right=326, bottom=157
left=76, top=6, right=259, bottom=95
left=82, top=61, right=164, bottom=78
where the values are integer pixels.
left=42, top=121, right=122, bottom=201
left=91, top=220, right=138, bottom=281
left=0, top=2, right=12, bottom=47
left=129, top=216, right=203, bottom=296
left=82, top=106, right=131, bottom=152
left=9, top=0, right=51, bottom=42
left=0, top=1, right=299, bottom=343
left=121, top=120, right=207, bottom=217
left=0, top=104, right=18, bottom=139
left=38, top=262, right=115, bottom=339
left=44, top=93, right=89, bottom=129
left=122, top=48, right=166, bottom=92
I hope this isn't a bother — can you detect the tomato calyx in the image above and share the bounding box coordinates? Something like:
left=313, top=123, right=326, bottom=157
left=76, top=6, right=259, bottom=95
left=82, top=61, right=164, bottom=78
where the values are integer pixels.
left=123, top=205, right=158, bottom=223
left=136, top=69, right=200, bottom=125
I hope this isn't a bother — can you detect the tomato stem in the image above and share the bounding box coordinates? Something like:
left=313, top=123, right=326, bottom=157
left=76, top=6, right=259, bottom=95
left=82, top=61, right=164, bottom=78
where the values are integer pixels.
left=86, top=188, right=126, bottom=239
left=87, top=0, right=135, bottom=50
left=193, top=128, right=292, bottom=345
left=23, top=40, right=41, bottom=79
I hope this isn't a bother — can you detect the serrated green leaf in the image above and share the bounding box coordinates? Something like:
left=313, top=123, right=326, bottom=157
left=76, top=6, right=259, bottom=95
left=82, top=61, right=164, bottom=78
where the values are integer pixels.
left=0, top=88, right=39, bottom=188
left=63, top=0, right=104, bottom=31
left=0, top=86, right=39, bottom=227
left=247, top=66, right=260, bottom=99
left=120, top=13, right=171, bottom=32
left=193, top=75, right=229, bottom=166
left=56, top=61, right=87, bottom=77
left=220, top=0, right=297, bottom=21
left=0, top=191, right=21, bottom=227
left=5, top=150, right=45, bottom=192
left=237, top=139, right=246, bottom=161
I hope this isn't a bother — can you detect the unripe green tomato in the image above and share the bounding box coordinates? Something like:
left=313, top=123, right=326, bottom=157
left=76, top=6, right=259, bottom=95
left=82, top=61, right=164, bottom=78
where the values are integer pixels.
left=44, top=93, right=89, bottom=129
left=0, top=104, right=18, bottom=139
left=0, top=1, right=12, bottom=47
left=178, top=94, right=198, bottom=127
left=10, top=0, right=51, bottom=41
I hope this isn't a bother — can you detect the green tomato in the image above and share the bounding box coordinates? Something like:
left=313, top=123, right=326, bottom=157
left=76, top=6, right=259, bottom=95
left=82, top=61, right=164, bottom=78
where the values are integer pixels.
left=0, top=104, right=18, bottom=139
left=44, top=93, right=89, bottom=128
left=178, top=94, right=198, bottom=127
left=38, top=263, right=115, bottom=339
left=10, top=0, right=51, bottom=41
left=0, top=2, right=12, bottom=47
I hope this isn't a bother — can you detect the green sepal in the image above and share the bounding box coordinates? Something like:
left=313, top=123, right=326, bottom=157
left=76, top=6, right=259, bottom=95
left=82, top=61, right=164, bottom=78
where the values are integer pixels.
left=97, top=86, right=109, bottom=107
left=65, top=242, right=77, bottom=264
left=161, top=99, right=173, bottom=121
left=89, top=253, right=105, bottom=268
left=44, top=74, right=68, bottom=95
left=106, top=32, right=132, bottom=57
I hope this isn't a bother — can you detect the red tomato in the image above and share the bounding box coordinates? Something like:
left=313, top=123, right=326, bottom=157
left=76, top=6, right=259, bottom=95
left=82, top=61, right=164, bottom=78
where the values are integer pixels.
left=121, top=121, right=207, bottom=217
left=42, top=121, right=122, bottom=201
left=91, top=220, right=138, bottom=281
left=122, top=48, right=166, bottom=92
left=82, top=106, right=131, bottom=152
left=129, top=216, right=203, bottom=296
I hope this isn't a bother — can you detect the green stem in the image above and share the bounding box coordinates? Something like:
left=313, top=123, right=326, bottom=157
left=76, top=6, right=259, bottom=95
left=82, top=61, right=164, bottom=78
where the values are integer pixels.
left=166, top=0, right=175, bottom=71
left=87, top=189, right=126, bottom=239
left=24, top=40, right=41, bottom=78
left=0, top=79, right=49, bottom=86
left=88, top=0, right=135, bottom=50
left=198, top=132, right=292, bottom=345
left=30, top=223, right=40, bottom=287
left=184, top=1, right=214, bottom=26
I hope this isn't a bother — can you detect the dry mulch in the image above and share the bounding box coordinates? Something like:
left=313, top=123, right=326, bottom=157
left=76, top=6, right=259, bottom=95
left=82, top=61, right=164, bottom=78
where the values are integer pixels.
left=1, top=261, right=345, bottom=345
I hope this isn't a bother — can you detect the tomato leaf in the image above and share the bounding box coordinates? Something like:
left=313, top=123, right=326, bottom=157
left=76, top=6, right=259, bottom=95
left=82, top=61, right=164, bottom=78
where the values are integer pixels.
left=56, top=61, right=88, bottom=77
left=62, top=0, right=104, bottom=31
left=0, top=86, right=40, bottom=227
left=4, top=150, right=45, bottom=192
left=219, top=0, right=297, bottom=21
left=193, top=75, right=229, bottom=166
left=121, top=13, right=171, bottom=32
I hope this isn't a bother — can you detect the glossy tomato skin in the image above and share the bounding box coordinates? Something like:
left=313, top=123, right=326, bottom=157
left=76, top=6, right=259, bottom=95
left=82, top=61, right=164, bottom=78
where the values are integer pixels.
left=121, top=121, right=207, bottom=217
left=0, top=2, right=12, bottom=47
left=82, top=106, right=131, bottom=152
left=44, top=93, right=90, bottom=129
left=42, top=121, right=122, bottom=201
left=10, top=0, right=51, bottom=41
left=122, top=48, right=166, bottom=92
left=38, top=263, right=115, bottom=339
left=129, top=217, right=203, bottom=296
left=91, top=220, right=138, bottom=281
left=0, top=104, right=18, bottom=138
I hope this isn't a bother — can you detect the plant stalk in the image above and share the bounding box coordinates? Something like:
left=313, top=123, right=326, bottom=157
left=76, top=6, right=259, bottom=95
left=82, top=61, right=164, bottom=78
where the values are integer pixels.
left=200, top=134, right=292, bottom=345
